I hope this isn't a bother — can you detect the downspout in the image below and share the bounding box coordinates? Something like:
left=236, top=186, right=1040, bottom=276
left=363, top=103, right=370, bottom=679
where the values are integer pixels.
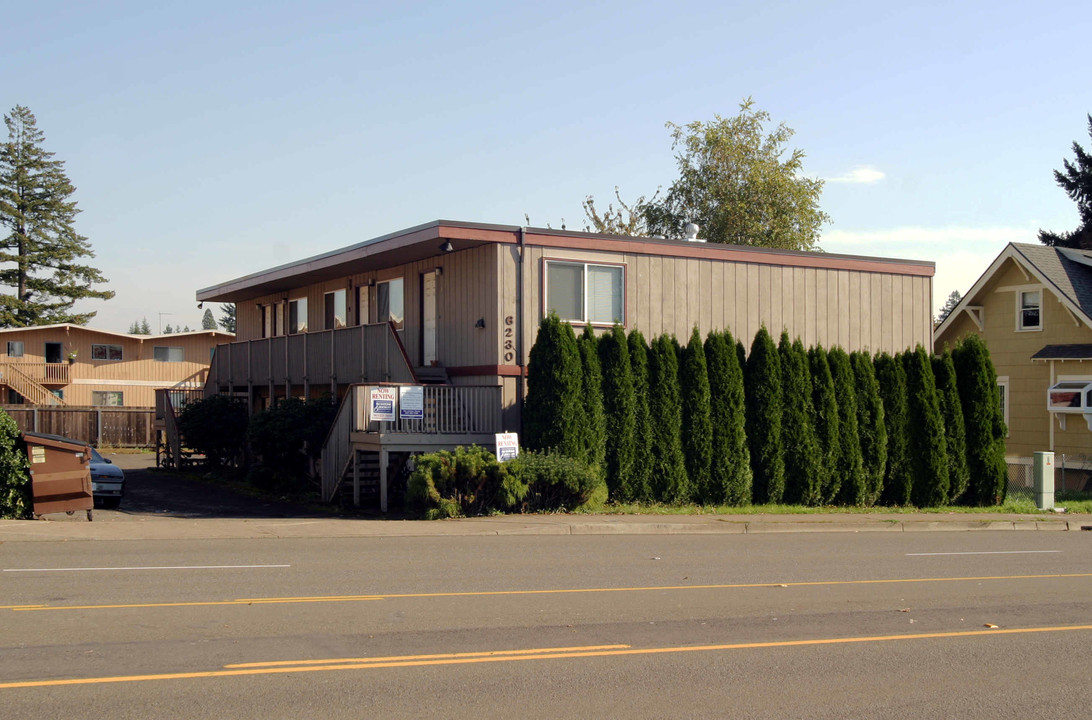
left=516, top=227, right=526, bottom=437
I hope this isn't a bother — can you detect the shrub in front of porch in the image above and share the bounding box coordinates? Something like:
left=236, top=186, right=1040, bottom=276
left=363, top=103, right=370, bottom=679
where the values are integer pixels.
left=177, top=394, right=248, bottom=469
left=406, top=445, right=528, bottom=519
left=510, top=451, right=606, bottom=512
left=246, top=396, right=338, bottom=492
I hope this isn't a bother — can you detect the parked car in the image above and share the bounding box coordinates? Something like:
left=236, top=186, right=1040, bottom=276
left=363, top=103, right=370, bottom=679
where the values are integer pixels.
left=90, top=448, right=124, bottom=509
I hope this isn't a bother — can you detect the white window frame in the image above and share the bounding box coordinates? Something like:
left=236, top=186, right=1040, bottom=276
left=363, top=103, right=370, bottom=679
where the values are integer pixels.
left=996, top=376, right=1009, bottom=435
left=91, top=390, right=124, bottom=406
left=1016, top=288, right=1042, bottom=331
left=543, top=259, right=626, bottom=326
left=324, top=289, right=347, bottom=330
left=6, top=341, right=23, bottom=358
left=288, top=297, right=308, bottom=334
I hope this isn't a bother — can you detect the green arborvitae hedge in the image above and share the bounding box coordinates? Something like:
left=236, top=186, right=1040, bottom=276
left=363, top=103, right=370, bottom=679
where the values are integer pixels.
left=902, top=346, right=950, bottom=507
left=177, top=394, right=249, bottom=468
left=524, top=314, right=585, bottom=458
left=705, top=330, right=752, bottom=505
left=680, top=327, right=713, bottom=501
left=0, top=410, right=30, bottom=519
left=932, top=351, right=970, bottom=504
left=627, top=330, right=653, bottom=502
left=779, top=334, right=823, bottom=506
left=851, top=351, right=886, bottom=506
left=648, top=334, right=690, bottom=503
left=828, top=348, right=867, bottom=506
left=808, top=345, right=842, bottom=504
left=598, top=325, right=636, bottom=501
left=952, top=334, right=1007, bottom=505
left=745, top=327, right=785, bottom=504
left=874, top=352, right=912, bottom=506
left=578, top=326, right=607, bottom=474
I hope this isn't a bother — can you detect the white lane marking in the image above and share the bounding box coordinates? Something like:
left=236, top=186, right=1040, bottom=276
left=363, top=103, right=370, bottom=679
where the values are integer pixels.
left=904, top=555, right=1065, bottom=559
left=3, top=564, right=291, bottom=572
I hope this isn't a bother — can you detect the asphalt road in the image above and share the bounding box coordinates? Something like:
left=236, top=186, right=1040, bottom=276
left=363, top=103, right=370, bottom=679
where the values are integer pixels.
left=3, top=528, right=1091, bottom=718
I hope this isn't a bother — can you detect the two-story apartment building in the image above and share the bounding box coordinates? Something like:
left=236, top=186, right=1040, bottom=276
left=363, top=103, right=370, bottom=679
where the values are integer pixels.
left=0, top=325, right=233, bottom=407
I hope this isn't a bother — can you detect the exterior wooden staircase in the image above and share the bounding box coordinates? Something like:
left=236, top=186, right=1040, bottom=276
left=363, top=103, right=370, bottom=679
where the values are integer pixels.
left=0, top=362, right=67, bottom=406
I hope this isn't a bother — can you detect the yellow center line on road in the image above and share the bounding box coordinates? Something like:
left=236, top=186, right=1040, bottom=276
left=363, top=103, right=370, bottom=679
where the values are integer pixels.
left=224, top=644, right=634, bottom=668
left=9, top=572, right=1092, bottom=612
left=3, top=625, right=1092, bottom=690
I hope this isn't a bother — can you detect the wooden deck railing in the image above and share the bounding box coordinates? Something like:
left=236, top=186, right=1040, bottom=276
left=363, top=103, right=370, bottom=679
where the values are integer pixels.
left=1, top=362, right=72, bottom=384
left=206, top=322, right=416, bottom=394
left=0, top=362, right=67, bottom=406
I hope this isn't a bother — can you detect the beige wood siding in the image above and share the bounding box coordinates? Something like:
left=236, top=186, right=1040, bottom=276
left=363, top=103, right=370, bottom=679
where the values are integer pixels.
left=517, top=244, right=932, bottom=358
left=0, top=328, right=226, bottom=407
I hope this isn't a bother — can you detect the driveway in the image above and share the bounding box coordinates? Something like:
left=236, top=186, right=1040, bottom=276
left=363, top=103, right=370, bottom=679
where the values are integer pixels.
left=74, top=451, right=325, bottom=521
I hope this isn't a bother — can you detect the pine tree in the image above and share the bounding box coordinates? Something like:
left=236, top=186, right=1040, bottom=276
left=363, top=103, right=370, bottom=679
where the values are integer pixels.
left=524, top=314, right=585, bottom=459
left=680, top=327, right=713, bottom=501
left=140, top=318, right=151, bottom=335
left=705, top=330, right=751, bottom=505
left=902, top=346, right=950, bottom=507
left=874, top=352, right=912, bottom=506
left=850, top=351, right=886, bottom=506
left=128, top=320, right=140, bottom=334
left=828, top=348, right=867, bottom=506
left=598, top=325, right=636, bottom=500
left=648, top=334, right=689, bottom=503
left=201, top=308, right=218, bottom=330
left=745, top=327, right=784, bottom=504
left=219, top=303, right=236, bottom=333
left=163, top=324, right=174, bottom=334
left=1039, top=114, right=1092, bottom=249
left=627, top=330, right=653, bottom=502
left=578, top=325, right=606, bottom=475
left=808, top=345, right=841, bottom=503
left=0, top=106, right=114, bottom=326
left=779, top=334, right=823, bottom=505
left=952, top=334, right=1008, bottom=505
left=932, top=351, right=970, bottom=503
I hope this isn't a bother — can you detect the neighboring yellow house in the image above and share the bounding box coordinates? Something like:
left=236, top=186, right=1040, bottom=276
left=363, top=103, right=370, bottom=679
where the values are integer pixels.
left=934, top=243, right=1092, bottom=473
left=0, top=324, right=233, bottom=407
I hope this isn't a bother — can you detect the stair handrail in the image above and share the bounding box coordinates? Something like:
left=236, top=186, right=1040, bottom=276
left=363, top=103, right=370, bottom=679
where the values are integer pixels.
left=320, top=385, right=360, bottom=501
left=160, top=390, right=184, bottom=470
left=0, top=362, right=67, bottom=406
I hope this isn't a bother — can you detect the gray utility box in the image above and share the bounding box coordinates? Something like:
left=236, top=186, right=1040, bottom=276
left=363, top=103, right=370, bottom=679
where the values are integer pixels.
left=1033, top=451, right=1055, bottom=511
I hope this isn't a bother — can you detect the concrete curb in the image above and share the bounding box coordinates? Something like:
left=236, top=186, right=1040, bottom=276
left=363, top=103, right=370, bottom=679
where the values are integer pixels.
left=0, top=513, right=1083, bottom=542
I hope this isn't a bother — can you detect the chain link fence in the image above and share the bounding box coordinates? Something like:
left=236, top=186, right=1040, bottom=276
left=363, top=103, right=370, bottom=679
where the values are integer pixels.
left=1006, top=454, right=1091, bottom=501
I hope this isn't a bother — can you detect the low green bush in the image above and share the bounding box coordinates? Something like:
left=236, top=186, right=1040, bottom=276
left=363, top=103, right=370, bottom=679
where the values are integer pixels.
left=406, top=445, right=528, bottom=519
left=246, top=396, right=337, bottom=492
left=177, top=394, right=248, bottom=469
left=0, top=410, right=30, bottom=519
left=510, top=450, right=607, bottom=512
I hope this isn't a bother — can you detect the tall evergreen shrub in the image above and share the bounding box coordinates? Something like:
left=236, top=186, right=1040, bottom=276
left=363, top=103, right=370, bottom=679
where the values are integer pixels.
left=808, top=345, right=841, bottom=503
left=627, top=330, right=653, bottom=501
left=827, top=348, right=867, bottom=506
left=874, top=352, right=912, bottom=506
left=598, top=325, right=636, bottom=500
left=0, top=410, right=30, bottom=519
left=902, top=346, right=950, bottom=507
left=932, top=351, right=970, bottom=503
left=578, top=325, right=606, bottom=474
left=680, top=327, right=713, bottom=501
left=705, top=330, right=751, bottom=505
left=648, top=334, right=689, bottom=503
left=524, top=313, right=585, bottom=458
left=745, top=327, right=785, bottom=504
left=779, top=334, right=823, bottom=505
left=850, top=351, right=886, bottom=506
left=952, top=334, right=1007, bottom=505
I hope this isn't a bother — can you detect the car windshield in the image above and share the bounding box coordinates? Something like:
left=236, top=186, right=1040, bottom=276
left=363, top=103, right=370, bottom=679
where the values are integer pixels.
left=90, top=448, right=105, bottom=463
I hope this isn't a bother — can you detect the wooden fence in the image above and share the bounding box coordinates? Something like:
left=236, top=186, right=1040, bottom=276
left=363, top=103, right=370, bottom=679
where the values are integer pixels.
left=0, top=405, right=156, bottom=447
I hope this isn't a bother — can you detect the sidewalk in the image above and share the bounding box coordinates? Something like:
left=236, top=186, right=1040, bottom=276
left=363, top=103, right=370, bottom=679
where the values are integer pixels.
left=1, top=510, right=1088, bottom=543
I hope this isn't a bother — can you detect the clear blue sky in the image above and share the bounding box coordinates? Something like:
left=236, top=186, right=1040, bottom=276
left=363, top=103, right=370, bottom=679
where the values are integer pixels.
left=5, top=0, right=1088, bottom=332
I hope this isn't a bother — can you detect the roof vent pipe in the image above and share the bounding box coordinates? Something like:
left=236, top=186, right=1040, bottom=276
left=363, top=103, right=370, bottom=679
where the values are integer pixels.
left=683, top=222, right=703, bottom=242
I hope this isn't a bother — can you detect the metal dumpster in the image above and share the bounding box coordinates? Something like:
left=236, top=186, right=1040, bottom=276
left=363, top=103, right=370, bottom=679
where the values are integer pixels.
left=22, top=432, right=94, bottom=521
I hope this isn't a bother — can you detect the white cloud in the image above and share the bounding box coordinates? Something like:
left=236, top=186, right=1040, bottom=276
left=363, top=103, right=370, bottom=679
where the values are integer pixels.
left=825, top=166, right=886, bottom=184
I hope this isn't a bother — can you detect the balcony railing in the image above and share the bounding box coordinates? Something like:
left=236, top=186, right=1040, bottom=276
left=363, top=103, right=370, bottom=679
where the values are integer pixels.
left=0, top=361, right=70, bottom=384
left=206, top=322, right=416, bottom=393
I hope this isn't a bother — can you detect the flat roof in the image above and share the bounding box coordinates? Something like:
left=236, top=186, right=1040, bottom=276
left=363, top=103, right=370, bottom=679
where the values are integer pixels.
left=197, top=219, right=935, bottom=303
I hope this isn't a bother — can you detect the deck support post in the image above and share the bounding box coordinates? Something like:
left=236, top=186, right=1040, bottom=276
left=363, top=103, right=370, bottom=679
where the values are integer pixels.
left=352, top=449, right=360, bottom=507
left=379, top=448, right=388, bottom=513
